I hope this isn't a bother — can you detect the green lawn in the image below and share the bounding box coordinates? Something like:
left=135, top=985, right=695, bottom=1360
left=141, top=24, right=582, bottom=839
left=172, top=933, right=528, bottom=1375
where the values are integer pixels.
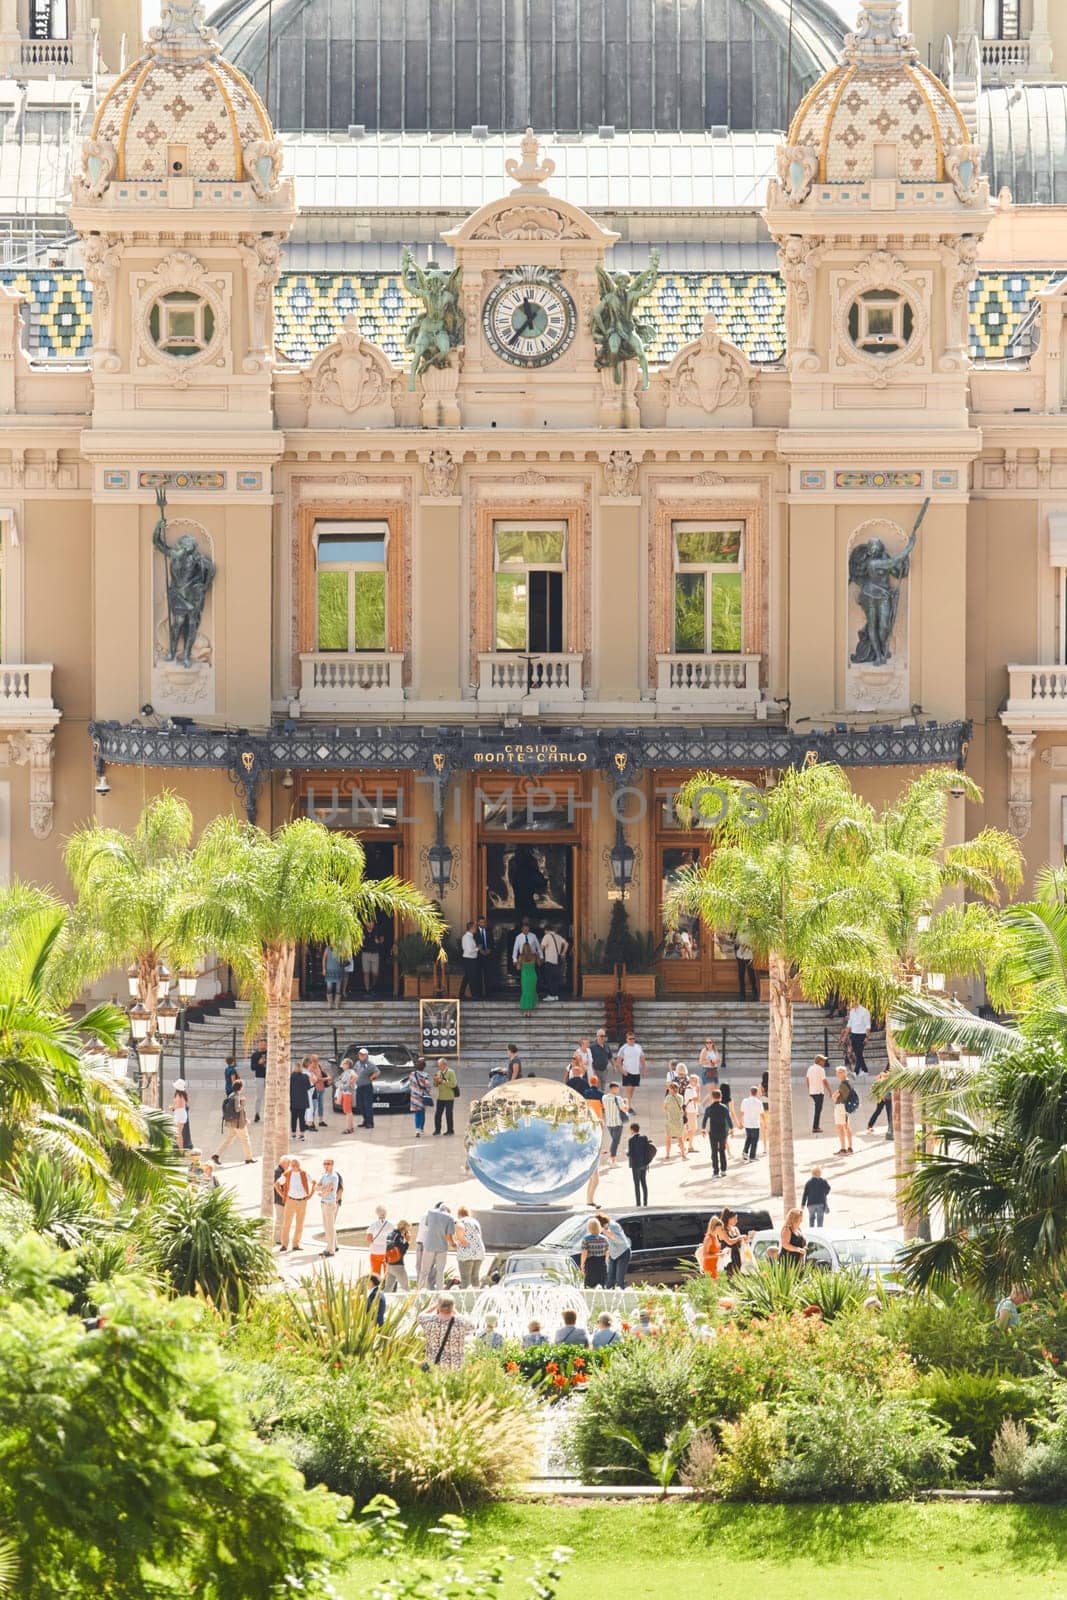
left=340, top=1501, right=1067, bottom=1599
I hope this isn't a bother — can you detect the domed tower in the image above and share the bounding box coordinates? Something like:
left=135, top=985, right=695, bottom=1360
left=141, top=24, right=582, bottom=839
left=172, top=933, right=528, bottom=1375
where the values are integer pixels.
left=69, top=0, right=295, bottom=730
left=764, top=0, right=991, bottom=728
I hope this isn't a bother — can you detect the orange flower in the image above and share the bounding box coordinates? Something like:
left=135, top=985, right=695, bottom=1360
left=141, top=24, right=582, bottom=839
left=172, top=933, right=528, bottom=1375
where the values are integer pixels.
left=552, top=1373, right=567, bottom=1387
left=574, top=1371, right=588, bottom=1383
left=545, top=1362, right=559, bottom=1374
left=505, top=1360, right=519, bottom=1373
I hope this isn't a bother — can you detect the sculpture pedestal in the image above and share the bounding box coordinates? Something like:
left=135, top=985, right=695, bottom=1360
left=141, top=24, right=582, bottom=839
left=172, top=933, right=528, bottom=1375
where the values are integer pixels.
left=598, top=362, right=642, bottom=428
left=419, top=353, right=462, bottom=428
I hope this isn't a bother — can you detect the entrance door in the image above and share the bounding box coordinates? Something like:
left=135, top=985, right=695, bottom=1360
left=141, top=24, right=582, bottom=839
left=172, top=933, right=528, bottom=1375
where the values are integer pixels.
left=302, top=839, right=397, bottom=1000
left=482, top=841, right=575, bottom=994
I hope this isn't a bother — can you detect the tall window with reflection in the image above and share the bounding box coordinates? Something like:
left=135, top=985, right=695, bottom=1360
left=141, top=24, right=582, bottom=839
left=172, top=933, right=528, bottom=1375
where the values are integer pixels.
left=672, top=521, right=743, bottom=654
left=982, top=0, right=1019, bottom=38
left=314, top=521, right=387, bottom=652
left=493, top=521, right=566, bottom=652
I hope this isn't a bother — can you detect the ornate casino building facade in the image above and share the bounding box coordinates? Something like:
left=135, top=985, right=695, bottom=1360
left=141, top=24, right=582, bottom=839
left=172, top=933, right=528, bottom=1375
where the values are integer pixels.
left=2, top=0, right=1067, bottom=997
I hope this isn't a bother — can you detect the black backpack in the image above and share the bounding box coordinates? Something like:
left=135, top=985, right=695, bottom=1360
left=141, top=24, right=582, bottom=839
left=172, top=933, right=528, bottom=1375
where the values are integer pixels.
left=221, top=1091, right=239, bottom=1125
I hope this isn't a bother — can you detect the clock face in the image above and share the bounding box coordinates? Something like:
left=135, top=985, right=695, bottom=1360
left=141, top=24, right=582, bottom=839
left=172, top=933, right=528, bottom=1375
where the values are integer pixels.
left=482, top=271, right=577, bottom=368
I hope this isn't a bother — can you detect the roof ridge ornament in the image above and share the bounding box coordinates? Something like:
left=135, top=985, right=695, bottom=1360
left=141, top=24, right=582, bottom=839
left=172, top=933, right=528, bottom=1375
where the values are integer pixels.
left=842, top=0, right=918, bottom=68
left=505, top=128, right=555, bottom=195
left=148, top=1, right=220, bottom=61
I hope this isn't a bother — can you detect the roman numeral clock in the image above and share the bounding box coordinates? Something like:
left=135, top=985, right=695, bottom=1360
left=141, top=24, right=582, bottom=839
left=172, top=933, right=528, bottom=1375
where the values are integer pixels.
left=482, top=267, right=577, bottom=369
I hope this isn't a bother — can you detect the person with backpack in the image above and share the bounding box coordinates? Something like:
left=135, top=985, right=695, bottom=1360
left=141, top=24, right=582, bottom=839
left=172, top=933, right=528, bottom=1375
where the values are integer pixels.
left=627, top=1122, right=656, bottom=1206
left=383, top=1219, right=413, bottom=1290
left=316, top=1157, right=343, bottom=1256
left=212, top=1074, right=255, bottom=1166
left=337, top=1056, right=358, bottom=1134
left=833, top=1064, right=858, bottom=1154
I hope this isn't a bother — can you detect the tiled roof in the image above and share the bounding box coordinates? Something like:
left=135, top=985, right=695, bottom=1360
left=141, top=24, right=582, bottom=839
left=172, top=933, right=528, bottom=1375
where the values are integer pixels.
left=0, top=267, right=1052, bottom=365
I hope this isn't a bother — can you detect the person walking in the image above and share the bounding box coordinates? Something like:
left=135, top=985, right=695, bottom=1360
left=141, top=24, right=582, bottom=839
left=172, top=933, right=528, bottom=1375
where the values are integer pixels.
left=806, top=1053, right=829, bottom=1133
left=383, top=1219, right=412, bottom=1290
left=590, top=1027, right=612, bottom=1080
left=598, top=1212, right=632, bottom=1289
left=739, top=1083, right=763, bottom=1162
left=846, top=999, right=872, bottom=1075
left=322, top=945, right=344, bottom=1009
left=453, top=1206, right=486, bottom=1287
left=735, top=938, right=759, bottom=999
left=458, top=921, right=481, bottom=1000
left=354, top=1048, right=380, bottom=1129
left=250, top=1037, right=267, bottom=1123
left=223, top=1054, right=238, bottom=1095
left=418, top=1201, right=454, bottom=1289
left=409, top=1056, right=433, bottom=1137
left=432, top=1058, right=458, bottom=1134
left=579, top=1217, right=610, bottom=1288
left=417, top=1295, right=474, bottom=1370
left=540, top=925, right=569, bottom=1001
left=277, top=1156, right=312, bottom=1252
left=337, top=1056, right=357, bottom=1134
left=779, top=1207, right=807, bottom=1269
left=684, top=1072, right=701, bottom=1154
left=867, top=1067, right=894, bottom=1139
left=662, top=1081, right=687, bottom=1161
left=272, top=1156, right=290, bottom=1245
left=316, top=1157, right=342, bottom=1257
left=627, top=1122, right=655, bottom=1206
left=801, top=1166, right=831, bottom=1227
left=360, top=922, right=384, bottom=995
left=213, top=1074, right=255, bottom=1166
left=288, top=1061, right=312, bottom=1141
left=615, top=1031, right=646, bottom=1110
left=699, top=1036, right=721, bottom=1083
left=601, top=1080, right=628, bottom=1164
left=366, top=1203, right=392, bottom=1277
left=517, top=941, right=539, bottom=1012
left=171, top=1080, right=192, bottom=1151
left=474, top=916, right=493, bottom=997
left=703, top=1087, right=732, bottom=1178
left=307, top=1053, right=329, bottom=1128
left=833, top=1064, right=857, bottom=1154
left=511, top=918, right=542, bottom=966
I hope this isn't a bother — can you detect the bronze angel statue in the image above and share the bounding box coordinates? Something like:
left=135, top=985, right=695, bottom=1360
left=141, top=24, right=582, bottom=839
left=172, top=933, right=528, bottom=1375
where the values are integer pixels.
left=590, top=250, right=660, bottom=388
left=848, top=498, right=929, bottom=667
left=401, top=246, right=464, bottom=389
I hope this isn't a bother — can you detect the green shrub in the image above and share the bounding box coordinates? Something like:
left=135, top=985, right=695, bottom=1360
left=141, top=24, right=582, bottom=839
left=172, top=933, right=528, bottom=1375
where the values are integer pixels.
left=918, top=1366, right=1039, bottom=1479
left=991, top=1381, right=1067, bottom=1500
left=774, top=1377, right=959, bottom=1500
left=878, top=1285, right=1001, bottom=1373
left=283, top=1266, right=422, bottom=1365
left=565, top=1337, right=706, bottom=1482
left=803, top=1268, right=870, bottom=1321
left=280, top=1370, right=384, bottom=1502
left=990, top=1417, right=1032, bottom=1489
left=143, top=1182, right=275, bottom=1313
left=502, top=1339, right=609, bottom=1400
left=733, top=1259, right=809, bottom=1322
left=711, top=1405, right=787, bottom=1500
left=372, top=1377, right=537, bottom=1506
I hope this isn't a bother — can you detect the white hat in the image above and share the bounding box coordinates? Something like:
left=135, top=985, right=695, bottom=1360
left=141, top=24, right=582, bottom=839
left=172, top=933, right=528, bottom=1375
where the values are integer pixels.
left=172, top=1078, right=187, bottom=1091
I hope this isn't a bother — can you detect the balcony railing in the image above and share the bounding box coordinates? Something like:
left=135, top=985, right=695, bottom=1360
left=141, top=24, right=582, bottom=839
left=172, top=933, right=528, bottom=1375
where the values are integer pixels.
left=981, top=38, right=1031, bottom=77
left=0, top=662, right=55, bottom=720
left=477, top=652, right=584, bottom=703
left=1003, top=664, right=1067, bottom=727
left=298, top=652, right=404, bottom=711
left=20, top=38, right=76, bottom=67
left=656, top=653, right=762, bottom=709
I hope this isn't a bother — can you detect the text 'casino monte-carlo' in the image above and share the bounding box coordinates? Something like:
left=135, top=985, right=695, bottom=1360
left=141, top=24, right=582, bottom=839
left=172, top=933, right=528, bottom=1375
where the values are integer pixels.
left=2, top=0, right=1067, bottom=995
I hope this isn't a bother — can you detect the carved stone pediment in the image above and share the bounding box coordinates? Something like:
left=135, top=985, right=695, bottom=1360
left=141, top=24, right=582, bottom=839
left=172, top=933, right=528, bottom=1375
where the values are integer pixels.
left=470, top=205, right=590, bottom=241
left=301, top=317, right=399, bottom=423
left=660, top=313, right=754, bottom=423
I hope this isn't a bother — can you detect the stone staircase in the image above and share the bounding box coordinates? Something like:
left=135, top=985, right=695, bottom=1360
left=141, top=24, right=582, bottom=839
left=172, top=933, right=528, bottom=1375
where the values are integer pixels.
left=177, top=997, right=884, bottom=1084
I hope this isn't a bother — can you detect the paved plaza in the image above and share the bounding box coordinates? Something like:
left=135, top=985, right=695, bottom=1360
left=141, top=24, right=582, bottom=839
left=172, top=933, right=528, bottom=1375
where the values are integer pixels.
left=182, top=1042, right=903, bottom=1279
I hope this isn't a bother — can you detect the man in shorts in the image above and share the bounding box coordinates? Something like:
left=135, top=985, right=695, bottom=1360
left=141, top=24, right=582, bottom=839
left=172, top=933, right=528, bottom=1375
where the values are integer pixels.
left=360, top=922, right=383, bottom=994
left=833, top=1064, right=855, bottom=1154
left=615, top=1031, right=646, bottom=1110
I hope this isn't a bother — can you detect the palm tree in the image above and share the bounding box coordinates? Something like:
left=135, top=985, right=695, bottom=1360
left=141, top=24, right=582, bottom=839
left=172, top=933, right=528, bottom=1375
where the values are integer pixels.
left=65, top=793, right=198, bottom=1102
left=0, top=893, right=180, bottom=1208
left=666, top=762, right=893, bottom=1206
left=178, top=817, right=443, bottom=1215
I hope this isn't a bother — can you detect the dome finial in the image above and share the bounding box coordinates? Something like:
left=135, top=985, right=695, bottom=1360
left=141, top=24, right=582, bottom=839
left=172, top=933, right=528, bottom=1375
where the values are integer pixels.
left=149, top=1, right=220, bottom=59
left=843, top=1, right=918, bottom=66
left=505, top=129, right=555, bottom=194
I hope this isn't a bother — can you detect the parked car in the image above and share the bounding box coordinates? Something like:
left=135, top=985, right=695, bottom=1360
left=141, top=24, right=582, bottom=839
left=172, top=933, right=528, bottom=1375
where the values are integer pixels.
left=490, top=1205, right=773, bottom=1286
left=488, top=1250, right=583, bottom=1287
left=749, top=1227, right=905, bottom=1280
left=330, top=1043, right=417, bottom=1114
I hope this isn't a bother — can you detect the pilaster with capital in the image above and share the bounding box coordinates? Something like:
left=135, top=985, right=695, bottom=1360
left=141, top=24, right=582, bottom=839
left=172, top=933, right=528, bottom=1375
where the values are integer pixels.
left=239, top=234, right=284, bottom=373
left=80, top=234, right=122, bottom=373
left=1007, top=730, right=1037, bottom=840
left=5, top=729, right=57, bottom=840
left=779, top=236, right=822, bottom=372
left=938, top=235, right=980, bottom=372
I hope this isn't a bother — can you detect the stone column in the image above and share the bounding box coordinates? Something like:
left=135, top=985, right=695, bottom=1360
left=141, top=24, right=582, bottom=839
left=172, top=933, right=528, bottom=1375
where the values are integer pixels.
left=1030, top=0, right=1054, bottom=75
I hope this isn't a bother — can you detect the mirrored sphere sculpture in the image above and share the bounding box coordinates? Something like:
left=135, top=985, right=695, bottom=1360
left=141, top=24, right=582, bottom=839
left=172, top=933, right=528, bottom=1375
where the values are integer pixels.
left=466, top=1078, right=602, bottom=1205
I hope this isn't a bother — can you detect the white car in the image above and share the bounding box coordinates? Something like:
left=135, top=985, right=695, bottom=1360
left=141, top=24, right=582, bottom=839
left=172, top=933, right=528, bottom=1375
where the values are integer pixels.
left=750, top=1227, right=905, bottom=1281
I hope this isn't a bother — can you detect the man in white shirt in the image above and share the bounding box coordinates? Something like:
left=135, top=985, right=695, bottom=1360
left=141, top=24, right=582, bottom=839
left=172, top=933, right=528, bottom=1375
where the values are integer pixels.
left=540, top=925, right=569, bottom=1000
left=806, top=1053, right=829, bottom=1133
left=600, top=1080, right=628, bottom=1163
left=317, top=1158, right=342, bottom=1257
left=512, top=919, right=542, bottom=965
left=458, top=920, right=481, bottom=1000
left=740, top=1085, right=764, bottom=1162
left=615, top=1032, right=646, bottom=1109
left=847, top=1001, right=872, bottom=1075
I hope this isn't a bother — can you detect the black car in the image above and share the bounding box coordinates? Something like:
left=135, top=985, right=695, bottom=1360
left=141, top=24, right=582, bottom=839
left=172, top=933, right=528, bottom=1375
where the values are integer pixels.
left=494, top=1204, right=773, bottom=1285
left=331, top=1043, right=417, bottom=1113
